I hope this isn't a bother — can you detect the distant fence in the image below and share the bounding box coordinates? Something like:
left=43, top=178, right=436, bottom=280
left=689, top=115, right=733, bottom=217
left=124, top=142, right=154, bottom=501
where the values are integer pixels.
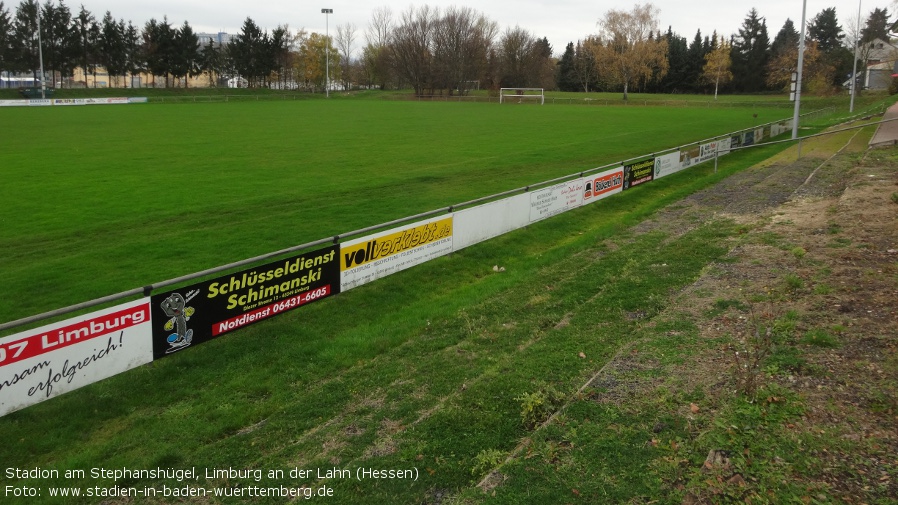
left=0, top=105, right=886, bottom=417
left=0, top=97, right=147, bottom=107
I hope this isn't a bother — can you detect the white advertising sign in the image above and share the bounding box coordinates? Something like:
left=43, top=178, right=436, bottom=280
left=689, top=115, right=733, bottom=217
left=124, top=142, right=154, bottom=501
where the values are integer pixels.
left=529, top=179, right=585, bottom=223
left=340, top=216, right=454, bottom=292
left=652, top=153, right=684, bottom=180
left=0, top=299, right=153, bottom=416
left=453, top=193, right=530, bottom=251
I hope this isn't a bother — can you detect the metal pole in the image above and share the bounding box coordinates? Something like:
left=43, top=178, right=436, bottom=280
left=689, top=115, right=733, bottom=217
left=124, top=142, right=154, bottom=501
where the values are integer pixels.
left=850, top=0, right=862, bottom=113
left=322, top=9, right=332, bottom=98
left=36, top=2, right=46, bottom=99
left=792, top=0, right=808, bottom=140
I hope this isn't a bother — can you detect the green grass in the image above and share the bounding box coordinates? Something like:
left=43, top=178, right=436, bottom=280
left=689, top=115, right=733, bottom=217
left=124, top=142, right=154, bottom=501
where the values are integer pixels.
left=0, top=165, right=746, bottom=503
left=2, top=98, right=793, bottom=326
left=0, top=96, right=883, bottom=504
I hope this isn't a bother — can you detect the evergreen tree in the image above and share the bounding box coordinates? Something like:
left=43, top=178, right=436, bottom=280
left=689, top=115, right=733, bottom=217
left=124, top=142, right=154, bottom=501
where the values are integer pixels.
left=123, top=21, right=140, bottom=87
left=731, top=8, right=770, bottom=92
left=860, top=8, right=890, bottom=44
left=771, top=19, right=799, bottom=57
left=142, top=17, right=175, bottom=87
left=228, top=17, right=271, bottom=88
left=808, top=8, right=844, bottom=52
left=0, top=2, right=12, bottom=80
left=72, top=5, right=94, bottom=87
left=12, top=0, right=40, bottom=82
left=199, top=36, right=222, bottom=87
left=808, top=8, right=852, bottom=89
left=40, top=0, right=75, bottom=87
left=556, top=41, right=578, bottom=91
left=99, top=12, right=128, bottom=86
left=685, top=29, right=706, bottom=92
left=172, top=20, right=200, bottom=87
left=573, top=38, right=600, bottom=92
left=657, top=27, right=688, bottom=93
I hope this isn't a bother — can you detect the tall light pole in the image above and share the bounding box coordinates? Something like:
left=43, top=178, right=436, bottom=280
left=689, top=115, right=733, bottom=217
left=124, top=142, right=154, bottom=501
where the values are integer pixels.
left=322, top=8, right=332, bottom=98
left=850, top=0, right=862, bottom=113
left=36, top=2, right=46, bottom=99
left=792, top=0, right=808, bottom=140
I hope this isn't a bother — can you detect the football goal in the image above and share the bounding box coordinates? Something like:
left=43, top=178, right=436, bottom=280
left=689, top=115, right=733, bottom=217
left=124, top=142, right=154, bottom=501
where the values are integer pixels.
left=499, top=88, right=545, bottom=105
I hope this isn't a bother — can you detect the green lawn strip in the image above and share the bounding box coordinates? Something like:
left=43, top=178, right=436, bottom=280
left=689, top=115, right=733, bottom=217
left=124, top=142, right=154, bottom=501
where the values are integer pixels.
left=277, top=222, right=738, bottom=504
left=450, top=311, right=819, bottom=504
left=0, top=143, right=794, bottom=504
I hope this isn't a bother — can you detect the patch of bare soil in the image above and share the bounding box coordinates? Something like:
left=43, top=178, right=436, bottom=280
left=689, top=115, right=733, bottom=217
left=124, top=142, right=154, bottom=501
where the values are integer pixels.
left=598, top=133, right=898, bottom=501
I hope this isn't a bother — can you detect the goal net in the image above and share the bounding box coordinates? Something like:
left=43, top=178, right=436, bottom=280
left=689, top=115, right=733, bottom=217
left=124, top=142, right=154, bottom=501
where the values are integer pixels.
left=499, top=88, right=545, bottom=105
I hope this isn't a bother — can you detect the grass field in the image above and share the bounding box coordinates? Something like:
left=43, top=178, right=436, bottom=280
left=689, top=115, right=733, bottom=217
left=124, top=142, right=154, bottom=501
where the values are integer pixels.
left=0, top=93, right=892, bottom=504
left=0, top=95, right=837, bottom=326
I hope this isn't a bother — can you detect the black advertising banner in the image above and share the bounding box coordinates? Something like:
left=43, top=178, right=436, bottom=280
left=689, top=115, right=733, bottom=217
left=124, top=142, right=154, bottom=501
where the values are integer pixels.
left=150, top=245, right=339, bottom=359
left=623, top=158, right=655, bottom=190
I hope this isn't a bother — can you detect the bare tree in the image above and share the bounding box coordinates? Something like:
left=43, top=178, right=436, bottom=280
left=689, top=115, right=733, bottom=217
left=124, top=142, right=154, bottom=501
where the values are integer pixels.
left=335, top=22, right=356, bottom=90
left=362, top=6, right=393, bottom=89
left=390, top=5, right=437, bottom=96
left=575, top=37, right=601, bottom=92
left=497, top=25, right=535, bottom=87
left=431, top=6, right=496, bottom=95
left=593, top=3, right=669, bottom=100
left=367, top=6, right=392, bottom=48
left=497, top=26, right=553, bottom=89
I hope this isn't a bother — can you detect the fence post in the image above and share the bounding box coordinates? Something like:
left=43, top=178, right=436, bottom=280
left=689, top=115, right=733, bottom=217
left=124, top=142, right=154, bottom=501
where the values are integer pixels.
left=714, top=145, right=719, bottom=173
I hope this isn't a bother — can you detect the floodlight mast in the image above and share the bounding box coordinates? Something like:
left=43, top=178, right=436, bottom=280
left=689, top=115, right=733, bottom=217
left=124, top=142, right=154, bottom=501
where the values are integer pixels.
left=850, top=0, right=861, bottom=113
left=791, top=0, right=807, bottom=140
left=36, top=4, right=46, bottom=99
left=322, top=9, right=333, bottom=98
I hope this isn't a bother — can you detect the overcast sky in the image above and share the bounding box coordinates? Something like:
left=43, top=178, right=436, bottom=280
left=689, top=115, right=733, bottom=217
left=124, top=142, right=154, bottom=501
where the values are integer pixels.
left=76, top=0, right=888, bottom=55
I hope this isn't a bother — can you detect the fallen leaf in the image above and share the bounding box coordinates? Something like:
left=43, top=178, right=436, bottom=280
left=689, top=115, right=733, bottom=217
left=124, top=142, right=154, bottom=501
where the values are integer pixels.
left=690, top=403, right=700, bottom=414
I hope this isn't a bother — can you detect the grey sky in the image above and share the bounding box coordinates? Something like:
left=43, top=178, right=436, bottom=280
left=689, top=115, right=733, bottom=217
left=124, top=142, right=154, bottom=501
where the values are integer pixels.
left=77, top=1, right=881, bottom=55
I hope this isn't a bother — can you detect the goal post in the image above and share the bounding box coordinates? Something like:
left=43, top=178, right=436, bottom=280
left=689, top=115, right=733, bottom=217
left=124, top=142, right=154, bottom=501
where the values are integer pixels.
left=499, top=88, right=545, bottom=105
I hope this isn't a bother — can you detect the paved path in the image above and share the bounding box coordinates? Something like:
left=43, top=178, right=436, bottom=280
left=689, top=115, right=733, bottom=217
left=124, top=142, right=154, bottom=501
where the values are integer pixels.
left=869, top=102, right=898, bottom=147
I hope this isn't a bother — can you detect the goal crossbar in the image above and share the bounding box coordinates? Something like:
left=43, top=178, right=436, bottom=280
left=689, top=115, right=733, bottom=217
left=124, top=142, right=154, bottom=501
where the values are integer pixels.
left=499, top=87, right=544, bottom=105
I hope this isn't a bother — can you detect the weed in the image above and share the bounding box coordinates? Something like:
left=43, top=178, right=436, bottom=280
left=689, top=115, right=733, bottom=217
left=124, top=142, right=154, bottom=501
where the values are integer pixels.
left=757, top=231, right=783, bottom=247
left=891, top=192, right=898, bottom=204
left=729, top=308, right=775, bottom=399
left=791, top=247, right=807, bottom=264
left=828, top=237, right=852, bottom=248
left=728, top=305, right=803, bottom=397
left=459, top=309, right=479, bottom=338
left=772, top=310, right=799, bottom=340
left=706, top=298, right=747, bottom=317
left=801, top=329, right=840, bottom=348
left=813, top=283, right=832, bottom=295
left=471, top=448, right=506, bottom=476
left=783, top=273, right=804, bottom=292
left=766, top=346, right=807, bottom=374
left=517, top=384, right=567, bottom=429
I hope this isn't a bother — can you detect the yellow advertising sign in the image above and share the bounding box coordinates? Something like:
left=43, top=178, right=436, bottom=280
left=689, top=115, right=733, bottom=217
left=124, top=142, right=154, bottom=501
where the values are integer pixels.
left=341, top=217, right=453, bottom=271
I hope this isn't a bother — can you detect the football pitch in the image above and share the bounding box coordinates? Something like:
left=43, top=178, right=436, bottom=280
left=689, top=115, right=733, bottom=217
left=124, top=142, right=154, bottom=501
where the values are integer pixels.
left=2, top=98, right=790, bottom=324
left=0, top=96, right=855, bottom=504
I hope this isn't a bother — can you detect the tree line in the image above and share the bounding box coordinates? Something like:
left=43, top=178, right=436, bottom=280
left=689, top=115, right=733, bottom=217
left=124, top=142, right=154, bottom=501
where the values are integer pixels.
left=558, top=5, right=895, bottom=97
left=0, top=1, right=894, bottom=95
